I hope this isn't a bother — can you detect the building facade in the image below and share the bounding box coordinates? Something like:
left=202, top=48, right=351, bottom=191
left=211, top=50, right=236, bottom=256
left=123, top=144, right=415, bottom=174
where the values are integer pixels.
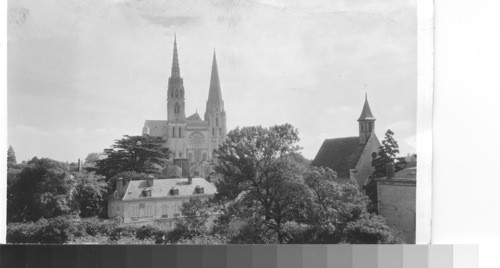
left=365, top=167, right=417, bottom=243
left=142, top=36, right=227, bottom=177
left=108, top=177, right=217, bottom=230
left=311, top=94, right=381, bottom=189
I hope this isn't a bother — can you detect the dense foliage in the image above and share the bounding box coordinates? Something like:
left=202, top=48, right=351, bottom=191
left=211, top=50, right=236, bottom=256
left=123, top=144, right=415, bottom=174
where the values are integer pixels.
left=211, top=124, right=402, bottom=244
left=7, top=158, right=107, bottom=222
left=93, top=135, right=170, bottom=178
left=6, top=125, right=403, bottom=244
left=7, top=145, right=16, bottom=164
left=371, top=129, right=407, bottom=178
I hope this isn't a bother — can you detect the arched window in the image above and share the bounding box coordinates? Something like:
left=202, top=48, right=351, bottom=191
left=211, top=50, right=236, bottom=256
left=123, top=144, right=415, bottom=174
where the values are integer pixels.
left=178, top=127, right=182, bottom=138
left=174, top=103, right=180, bottom=114
left=172, top=127, right=176, bottom=138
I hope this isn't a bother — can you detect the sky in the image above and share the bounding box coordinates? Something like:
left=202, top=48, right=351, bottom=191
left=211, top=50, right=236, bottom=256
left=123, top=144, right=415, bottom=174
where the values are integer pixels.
left=7, top=0, right=417, bottom=162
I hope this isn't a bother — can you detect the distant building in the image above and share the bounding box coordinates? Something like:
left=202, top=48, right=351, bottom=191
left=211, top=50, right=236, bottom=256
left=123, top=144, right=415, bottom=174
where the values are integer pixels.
left=311, top=94, right=381, bottom=188
left=108, top=174, right=217, bottom=230
left=365, top=165, right=416, bottom=243
left=142, top=35, right=227, bottom=178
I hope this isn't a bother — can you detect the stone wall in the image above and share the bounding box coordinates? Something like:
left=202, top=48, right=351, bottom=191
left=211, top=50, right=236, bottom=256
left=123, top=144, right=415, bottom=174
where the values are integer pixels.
left=377, top=180, right=416, bottom=243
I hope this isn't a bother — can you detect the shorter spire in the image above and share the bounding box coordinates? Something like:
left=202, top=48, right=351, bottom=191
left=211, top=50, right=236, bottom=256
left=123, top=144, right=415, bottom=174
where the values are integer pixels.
left=358, top=94, right=375, bottom=121
left=207, top=50, right=223, bottom=108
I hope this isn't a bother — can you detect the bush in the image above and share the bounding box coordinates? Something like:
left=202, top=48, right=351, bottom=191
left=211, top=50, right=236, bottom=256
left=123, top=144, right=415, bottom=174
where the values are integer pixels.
left=7, top=216, right=167, bottom=244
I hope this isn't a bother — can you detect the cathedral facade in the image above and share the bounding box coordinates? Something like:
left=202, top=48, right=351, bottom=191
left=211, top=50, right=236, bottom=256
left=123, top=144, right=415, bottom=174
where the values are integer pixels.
left=142, top=36, right=227, bottom=173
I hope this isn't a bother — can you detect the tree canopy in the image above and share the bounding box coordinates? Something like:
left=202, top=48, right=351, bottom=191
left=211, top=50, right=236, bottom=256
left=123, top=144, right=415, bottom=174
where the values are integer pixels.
left=211, top=124, right=401, bottom=244
left=7, top=145, right=17, bottom=164
left=93, top=135, right=170, bottom=178
left=371, top=129, right=407, bottom=178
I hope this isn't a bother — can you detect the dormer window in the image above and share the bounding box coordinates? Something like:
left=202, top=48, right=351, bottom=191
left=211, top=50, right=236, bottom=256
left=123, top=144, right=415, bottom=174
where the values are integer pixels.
left=170, top=187, right=179, bottom=196
left=195, top=185, right=204, bottom=194
left=142, top=189, right=152, bottom=197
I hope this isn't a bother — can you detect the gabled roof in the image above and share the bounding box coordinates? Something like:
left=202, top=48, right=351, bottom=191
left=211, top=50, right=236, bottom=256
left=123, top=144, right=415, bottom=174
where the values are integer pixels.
left=187, top=112, right=203, bottom=121
left=144, top=120, right=169, bottom=136
left=311, top=136, right=365, bottom=178
left=358, top=94, right=376, bottom=121
left=121, top=177, right=217, bottom=201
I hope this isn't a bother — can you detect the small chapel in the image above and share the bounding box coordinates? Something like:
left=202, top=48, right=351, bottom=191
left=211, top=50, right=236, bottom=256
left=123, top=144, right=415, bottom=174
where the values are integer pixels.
left=311, top=95, right=381, bottom=189
left=142, top=36, right=227, bottom=178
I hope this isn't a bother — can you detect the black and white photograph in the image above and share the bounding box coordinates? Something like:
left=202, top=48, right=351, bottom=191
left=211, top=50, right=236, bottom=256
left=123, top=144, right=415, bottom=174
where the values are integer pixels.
left=5, top=0, right=422, bottom=245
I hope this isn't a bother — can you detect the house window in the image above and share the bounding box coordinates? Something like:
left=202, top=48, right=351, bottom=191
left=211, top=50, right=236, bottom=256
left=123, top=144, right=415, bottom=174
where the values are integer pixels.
left=195, top=185, right=204, bottom=194
left=170, top=187, right=179, bottom=196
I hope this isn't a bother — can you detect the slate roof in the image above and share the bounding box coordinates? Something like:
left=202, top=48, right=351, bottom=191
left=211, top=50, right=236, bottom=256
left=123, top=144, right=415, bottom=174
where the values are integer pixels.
left=121, top=178, right=217, bottom=201
left=358, top=94, right=376, bottom=121
left=311, top=136, right=365, bottom=178
left=187, top=112, right=203, bottom=121
left=394, top=167, right=417, bottom=180
left=144, top=120, right=169, bottom=136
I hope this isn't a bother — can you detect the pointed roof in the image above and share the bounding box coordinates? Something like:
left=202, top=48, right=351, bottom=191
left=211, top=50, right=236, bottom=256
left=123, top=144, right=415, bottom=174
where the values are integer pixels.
left=358, top=93, right=376, bottom=121
left=171, top=34, right=180, bottom=76
left=187, top=112, right=203, bottom=121
left=207, top=50, right=223, bottom=107
left=311, top=137, right=366, bottom=178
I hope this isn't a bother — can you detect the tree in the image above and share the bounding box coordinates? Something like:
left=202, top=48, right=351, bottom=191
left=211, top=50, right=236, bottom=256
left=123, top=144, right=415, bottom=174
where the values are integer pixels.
left=7, top=145, right=17, bottom=164
left=72, top=172, right=107, bottom=218
left=213, top=124, right=310, bottom=243
left=7, top=157, right=76, bottom=222
left=93, top=135, right=170, bottom=178
left=371, top=129, right=407, bottom=178
left=166, top=197, right=212, bottom=243
left=84, top=152, right=102, bottom=167
left=284, top=166, right=402, bottom=244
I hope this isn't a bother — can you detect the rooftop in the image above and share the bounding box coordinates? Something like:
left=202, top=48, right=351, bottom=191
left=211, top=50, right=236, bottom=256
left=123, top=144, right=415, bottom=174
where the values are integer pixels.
left=311, top=136, right=365, bottom=178
left=121, top=177, right=217, bottom=201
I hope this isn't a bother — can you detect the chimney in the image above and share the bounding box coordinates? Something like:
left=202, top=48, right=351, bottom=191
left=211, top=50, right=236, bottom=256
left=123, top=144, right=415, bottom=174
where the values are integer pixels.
left=386, top=162, right=395, bottom=179
left=116, top=177, right=124, bottom=197
left=147, top=175, right=154, bottom=187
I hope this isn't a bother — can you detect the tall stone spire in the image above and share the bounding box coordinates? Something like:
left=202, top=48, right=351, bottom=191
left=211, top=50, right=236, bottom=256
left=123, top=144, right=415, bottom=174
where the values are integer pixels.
left=358, top=93, right=376, bottom=144
left=206, top=50, right=224, bottom=111
left=171, top=34, right=180, bottom=76
left=205, top=49, right=226, bottom=159
left=167, top=34, right=186, bottom=122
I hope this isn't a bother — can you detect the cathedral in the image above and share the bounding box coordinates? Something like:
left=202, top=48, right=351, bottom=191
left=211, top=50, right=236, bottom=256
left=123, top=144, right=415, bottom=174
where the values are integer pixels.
left=142, top=36, right=227, bottom=176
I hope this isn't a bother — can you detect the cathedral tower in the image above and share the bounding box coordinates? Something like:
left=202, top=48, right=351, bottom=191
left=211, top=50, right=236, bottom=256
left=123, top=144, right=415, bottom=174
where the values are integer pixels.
left=204, top=50, right=227, bottom=157
left=358, top=94, right=376, bottom=144
left=167, top=35, right=186, bottom=123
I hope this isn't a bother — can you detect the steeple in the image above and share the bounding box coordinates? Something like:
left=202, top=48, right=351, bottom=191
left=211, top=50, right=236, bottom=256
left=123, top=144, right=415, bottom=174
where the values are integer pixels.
left=204, top=49, right=227, bottom=159
left=358, top=93, right=375, bottom=121
left=358, top=93, right=376, bottom=144
left=206, top=50, right=224, bottom=111
left=167, top=34, right=186, bottom=122
left=171, top=34, right=180, bottom=76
